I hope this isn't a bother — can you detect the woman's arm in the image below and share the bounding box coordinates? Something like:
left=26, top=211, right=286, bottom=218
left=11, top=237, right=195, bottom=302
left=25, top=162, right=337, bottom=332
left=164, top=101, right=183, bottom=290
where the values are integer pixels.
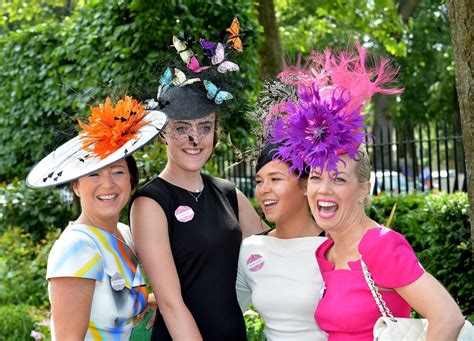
left=49, top=277, right=95, bottom=340
left=131, top=196, right=202, bottom=340
left=235, top=250, right=252, bottom=312
left=395, top=272, right=465, bottom=341
left=236, top=189, right=269, bottom=238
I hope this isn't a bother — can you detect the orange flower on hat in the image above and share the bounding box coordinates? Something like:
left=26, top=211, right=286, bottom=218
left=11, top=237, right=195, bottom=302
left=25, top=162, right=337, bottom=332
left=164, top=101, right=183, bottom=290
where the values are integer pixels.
left=78, top=96, right=150, bottom=160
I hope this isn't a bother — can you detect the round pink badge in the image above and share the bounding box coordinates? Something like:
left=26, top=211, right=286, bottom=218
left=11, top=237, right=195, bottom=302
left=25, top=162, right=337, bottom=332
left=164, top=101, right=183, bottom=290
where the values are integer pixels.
left=174, top=205, right=195, bottom=223
left=247, top=254, right=264, bottom=272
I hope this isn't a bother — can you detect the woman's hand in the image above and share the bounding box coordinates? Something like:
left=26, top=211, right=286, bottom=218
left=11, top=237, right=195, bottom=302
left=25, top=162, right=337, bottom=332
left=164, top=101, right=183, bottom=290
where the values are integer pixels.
left=395, top=272, right=465, bottom=340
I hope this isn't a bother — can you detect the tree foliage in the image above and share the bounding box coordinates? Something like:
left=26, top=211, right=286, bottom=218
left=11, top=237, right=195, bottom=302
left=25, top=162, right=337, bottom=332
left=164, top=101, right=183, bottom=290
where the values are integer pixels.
left=395, top=0, right=456, bottom=122
left=0, top=0, right=261, bottom=181
left=276, top=0, right=407, bottom=57
left=0, top=0, right=80, bottom=35
left=274, top=0, right=458, bottom=125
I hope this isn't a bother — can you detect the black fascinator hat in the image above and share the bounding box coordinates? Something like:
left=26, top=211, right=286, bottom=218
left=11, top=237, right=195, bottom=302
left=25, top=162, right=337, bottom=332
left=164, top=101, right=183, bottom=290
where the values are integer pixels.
left=160, top=81, right=218, bottom=120
left=256, top=141, right=310, bottom=178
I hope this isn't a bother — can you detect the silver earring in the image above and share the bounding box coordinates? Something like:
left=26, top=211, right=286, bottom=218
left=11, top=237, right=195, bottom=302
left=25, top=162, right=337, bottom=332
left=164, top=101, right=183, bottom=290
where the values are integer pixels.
left=359, top=198, right=364, bottom=204
left=304, top=192, right=307, bottom=196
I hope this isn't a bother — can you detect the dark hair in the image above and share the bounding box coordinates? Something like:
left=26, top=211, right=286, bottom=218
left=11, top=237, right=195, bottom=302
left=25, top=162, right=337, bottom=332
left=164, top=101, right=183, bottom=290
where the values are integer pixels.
left=125, top=155, right=139, bottom=190
left=256, top=142, right=309, bottom=179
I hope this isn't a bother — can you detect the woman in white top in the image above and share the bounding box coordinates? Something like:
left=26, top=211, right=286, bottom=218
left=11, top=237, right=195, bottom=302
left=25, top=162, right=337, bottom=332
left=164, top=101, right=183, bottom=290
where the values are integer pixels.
left=236, top=142, right=328, bottom=340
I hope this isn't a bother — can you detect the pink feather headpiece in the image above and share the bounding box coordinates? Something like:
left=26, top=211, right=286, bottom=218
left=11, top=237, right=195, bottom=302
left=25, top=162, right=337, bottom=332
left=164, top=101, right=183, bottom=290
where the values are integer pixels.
left=262, top=42, right=403, bottom=176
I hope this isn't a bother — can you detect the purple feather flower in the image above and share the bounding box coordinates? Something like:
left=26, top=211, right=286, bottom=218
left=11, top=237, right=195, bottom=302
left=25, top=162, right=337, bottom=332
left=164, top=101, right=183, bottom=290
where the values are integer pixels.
left=269, top=81, right=367, bottom=176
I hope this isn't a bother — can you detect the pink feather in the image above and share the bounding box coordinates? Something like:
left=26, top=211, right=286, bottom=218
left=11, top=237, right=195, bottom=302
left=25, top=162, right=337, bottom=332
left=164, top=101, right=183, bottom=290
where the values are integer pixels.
left=311, top=42, right=403, bottom=114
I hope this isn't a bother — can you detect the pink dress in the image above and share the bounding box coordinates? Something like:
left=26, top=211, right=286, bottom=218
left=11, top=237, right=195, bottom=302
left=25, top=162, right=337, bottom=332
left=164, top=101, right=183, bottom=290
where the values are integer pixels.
left=314, top=227, right=425, bottom=340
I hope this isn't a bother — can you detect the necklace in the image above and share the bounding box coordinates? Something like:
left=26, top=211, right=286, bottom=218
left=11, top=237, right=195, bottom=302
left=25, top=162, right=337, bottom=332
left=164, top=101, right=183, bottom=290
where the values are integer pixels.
left=161, top=170, right=205, bottom=202
left=187, top=187, right=204, bottom=202
left=111, top=230, right=139, bottom=256
left=75, top=217, right=128, bottom=244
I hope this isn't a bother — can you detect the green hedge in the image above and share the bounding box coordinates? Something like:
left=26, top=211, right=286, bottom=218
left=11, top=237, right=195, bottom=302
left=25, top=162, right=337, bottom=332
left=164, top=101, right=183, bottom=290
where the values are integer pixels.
left=0, top=304, right=36, bottom=341
left=0, top=179, right=74, bottom=239
left=0, top=227, right=60, bottom=308
left=0, top=304, right=51, bottom=341
left=244, top=308, right=265, bottom=341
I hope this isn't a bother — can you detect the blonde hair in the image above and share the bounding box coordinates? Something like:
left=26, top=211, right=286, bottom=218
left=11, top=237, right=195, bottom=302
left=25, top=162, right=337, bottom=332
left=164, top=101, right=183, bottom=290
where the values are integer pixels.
left=354, top=148, right=372, bottom=207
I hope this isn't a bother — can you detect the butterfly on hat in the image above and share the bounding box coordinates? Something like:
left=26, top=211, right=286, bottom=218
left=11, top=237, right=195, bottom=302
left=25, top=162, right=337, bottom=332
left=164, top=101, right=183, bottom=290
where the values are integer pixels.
left=203, top=80, right=233, bottom=104
left=145, top=67, right=201, bottom=110
left=226, top=17, right=243, bottom=52
left=199, top=38, right=218, bottom=57
left=157, top=67, right=201, bottom=98
left=173, top=35, right=211, bottom=73
left=187, top=56, right=210, bottom=73
left=211, top=43, right=239, bottom=73
left=199, top=17, right=243, bottom=55
left=172, top=35, right=194, bottom=65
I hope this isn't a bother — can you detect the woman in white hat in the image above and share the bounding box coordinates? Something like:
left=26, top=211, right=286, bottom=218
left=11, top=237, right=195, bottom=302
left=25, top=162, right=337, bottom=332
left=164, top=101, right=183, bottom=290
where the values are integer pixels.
left=27, top=96, right=167, bottom=339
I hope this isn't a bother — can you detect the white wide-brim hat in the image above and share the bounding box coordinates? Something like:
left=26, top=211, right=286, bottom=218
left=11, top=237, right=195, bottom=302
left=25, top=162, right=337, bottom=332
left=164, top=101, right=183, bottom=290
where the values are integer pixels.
left=26, top=98, right=167, bottom=188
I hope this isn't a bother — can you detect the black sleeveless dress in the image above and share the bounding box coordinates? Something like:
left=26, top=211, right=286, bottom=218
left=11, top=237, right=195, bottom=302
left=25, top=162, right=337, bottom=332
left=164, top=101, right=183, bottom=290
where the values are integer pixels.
left=131, top=174, right=246, bottom=340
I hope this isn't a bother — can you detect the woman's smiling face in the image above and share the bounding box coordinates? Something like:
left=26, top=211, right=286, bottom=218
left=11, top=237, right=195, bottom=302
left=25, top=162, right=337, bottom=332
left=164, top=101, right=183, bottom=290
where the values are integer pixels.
left=306, top=154, right=370, bottom=232
left=255, top=160, right=307, bottom=224
left=162, top=113, right=216, bottom=172
left=73, top=159, right=132, bottom=223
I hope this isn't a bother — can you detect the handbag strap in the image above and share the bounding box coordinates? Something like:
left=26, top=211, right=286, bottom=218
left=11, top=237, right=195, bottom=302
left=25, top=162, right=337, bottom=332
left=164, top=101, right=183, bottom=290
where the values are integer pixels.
left=360, top=256, right=397, bottom=322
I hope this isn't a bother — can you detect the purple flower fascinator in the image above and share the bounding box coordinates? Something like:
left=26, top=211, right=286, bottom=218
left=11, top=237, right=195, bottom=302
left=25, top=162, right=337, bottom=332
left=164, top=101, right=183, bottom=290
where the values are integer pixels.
left=263, top=42, right=403, bottom=176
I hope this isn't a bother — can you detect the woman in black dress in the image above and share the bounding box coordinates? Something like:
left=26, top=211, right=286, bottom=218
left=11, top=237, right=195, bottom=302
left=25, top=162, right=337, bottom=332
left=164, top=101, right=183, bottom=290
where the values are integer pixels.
left=130, top=65, right=265, bottom=339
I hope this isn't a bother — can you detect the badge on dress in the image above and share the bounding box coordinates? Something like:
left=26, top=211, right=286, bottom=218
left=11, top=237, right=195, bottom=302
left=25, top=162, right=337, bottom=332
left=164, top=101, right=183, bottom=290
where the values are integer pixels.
left=111, top=272, right=126, bottom=291
left=247, top=254, right=265, bottom=272
left=175, top=205, right=195, bottom=222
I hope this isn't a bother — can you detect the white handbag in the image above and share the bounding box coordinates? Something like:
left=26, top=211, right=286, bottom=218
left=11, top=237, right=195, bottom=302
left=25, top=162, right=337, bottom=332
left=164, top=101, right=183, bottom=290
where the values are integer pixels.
left=360, top=257, right=473, bottom=341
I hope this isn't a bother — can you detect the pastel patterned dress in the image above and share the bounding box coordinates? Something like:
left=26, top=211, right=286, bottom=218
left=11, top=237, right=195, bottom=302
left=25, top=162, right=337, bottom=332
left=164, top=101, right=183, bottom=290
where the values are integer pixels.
left=47, top=223, right=148, bottom=340
left=314, top=227, right=425, bottom=340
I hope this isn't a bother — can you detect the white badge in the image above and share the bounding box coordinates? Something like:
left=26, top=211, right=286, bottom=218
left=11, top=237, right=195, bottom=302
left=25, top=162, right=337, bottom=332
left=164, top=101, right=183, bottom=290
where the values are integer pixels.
left=111, top=272, right=126, bottom=291
left=175, top=205, right=195, bottom=223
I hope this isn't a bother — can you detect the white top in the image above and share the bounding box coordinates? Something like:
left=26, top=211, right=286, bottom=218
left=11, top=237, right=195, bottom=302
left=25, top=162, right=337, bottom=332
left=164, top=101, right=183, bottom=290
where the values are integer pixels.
left=47, top=223, right=148, bottom=340
left=236, top=234, right=328, bottom=341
